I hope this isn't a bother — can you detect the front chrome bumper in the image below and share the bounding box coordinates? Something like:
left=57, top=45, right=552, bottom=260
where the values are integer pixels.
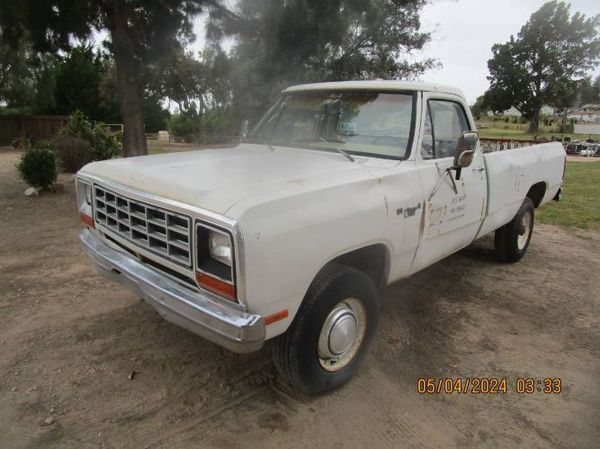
left=80, top=228, right=265, bottom=353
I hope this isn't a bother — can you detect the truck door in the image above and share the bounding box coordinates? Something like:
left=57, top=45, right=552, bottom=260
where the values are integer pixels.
left=414, top=94, right=487, bottom=269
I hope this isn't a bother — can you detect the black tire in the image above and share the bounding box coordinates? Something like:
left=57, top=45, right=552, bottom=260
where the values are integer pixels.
left=494, top=197, right=535, bottom=263
left=273, top=264, right=380, bottom=395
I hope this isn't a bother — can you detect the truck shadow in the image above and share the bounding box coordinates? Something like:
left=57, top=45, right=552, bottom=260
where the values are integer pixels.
left=372, top=234, right=499, bottom=383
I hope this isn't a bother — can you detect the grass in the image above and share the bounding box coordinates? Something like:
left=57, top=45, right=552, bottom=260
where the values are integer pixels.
left=148, top=146, right=167, bottom=154
left=537, top=162, right=600, bottom=230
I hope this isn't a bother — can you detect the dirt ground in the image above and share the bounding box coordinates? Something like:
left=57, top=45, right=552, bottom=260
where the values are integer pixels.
left=566, top=155, right=599, bottom=163
left=1, top=149, right=599, bottom=449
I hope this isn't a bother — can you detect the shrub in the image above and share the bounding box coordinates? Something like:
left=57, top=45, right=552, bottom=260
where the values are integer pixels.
left=90, top=123, right=121, bottom=161
left=59, top=110, right=94, bottom=142
left=17, top=148, right=57, bottom=189
left=58, top=110, right=121, bottom=169
left=32, top=139, right=54, bottom=151
left=53, top=136, right=91, bottom=172
left=168, top=113, right=198, bottom=141
left=11, top=136, right=30, bottom=150
left=200, top=109, right=235, bottom=139
left=558, top=122, right=574, bottom=134
left=168, top=110, right=237, bottom=143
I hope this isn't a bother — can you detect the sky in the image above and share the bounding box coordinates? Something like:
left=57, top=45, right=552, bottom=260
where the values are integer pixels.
left=189, top=0, right=600, bottom=105
left=417, top=0, right=600, bottom=103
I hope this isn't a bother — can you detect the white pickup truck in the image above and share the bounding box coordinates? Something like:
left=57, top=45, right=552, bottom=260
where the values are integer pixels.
left=77, top=81, right=565, bottom=394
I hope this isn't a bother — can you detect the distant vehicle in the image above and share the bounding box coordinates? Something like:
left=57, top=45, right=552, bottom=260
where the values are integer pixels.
left=566, top=143, right=583, bottom=154
left=579, top=144, right=598, bottom=157
left=76, top=81, right=566, bottom=394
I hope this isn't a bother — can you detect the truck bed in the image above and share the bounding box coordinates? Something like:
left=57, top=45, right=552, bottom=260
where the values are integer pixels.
left=477, top=142, right=565, bottom=238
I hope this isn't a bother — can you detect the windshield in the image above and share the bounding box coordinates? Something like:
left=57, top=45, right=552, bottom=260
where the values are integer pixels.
left=247, top=91, right=415, bottom=159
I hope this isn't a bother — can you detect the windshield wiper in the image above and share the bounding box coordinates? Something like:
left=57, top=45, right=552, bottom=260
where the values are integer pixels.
left=319, top=137, right=355, bottom=162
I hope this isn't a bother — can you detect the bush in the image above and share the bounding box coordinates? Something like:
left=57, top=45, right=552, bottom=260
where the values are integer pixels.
left=11, top=136, right=30, bottom=150
left=57, top=110, right=121, bottom=169
left=53, top=136, right=91, bottom=172
left=200, top=109, right=235, bottom=139
left=168, top=113, right=199, bottom=142
left=59, top=110, right=94, bottom=142
left=168, top=110, right=236, bottom=143
left=90, top=123, right=121, bottom=161
left=558, top=122, right=574, bottom=134
left=32, top=139, right=54, bottom=151
left=17, top=148, right=57, bottom=189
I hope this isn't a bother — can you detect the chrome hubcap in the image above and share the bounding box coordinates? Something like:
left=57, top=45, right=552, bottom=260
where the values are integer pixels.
left=517, top=211, right=532, bottom=250
left=318, top=298, right=366, bottom=372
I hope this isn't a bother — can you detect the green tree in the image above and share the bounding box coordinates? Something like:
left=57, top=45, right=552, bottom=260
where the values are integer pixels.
left=0, top=0, right=222, bottom=156
left=470, top=95, right=489, bottom=120
left=144, top=95, right=171, bottom=133
left=53, top=45, right=104, bottom=119
left=147, top=46, right=231, bottom=138
left=485, top=1, right=600, bottom=133
left=147, top=46, right=231, bottom=116
left=0, top=38, right=122, bottom=120
left=32, top=65, right=58, bottom=114
left=210, top=0, right=436, bottom=123
left=0, top=32, right=56, bottom=114
left=575, top=75, right=600, bottom=105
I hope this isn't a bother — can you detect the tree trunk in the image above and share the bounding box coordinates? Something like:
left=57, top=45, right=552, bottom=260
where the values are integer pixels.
left=528, top=108, right=541, bottom=134
left=104, top=0, right=147, bottom=157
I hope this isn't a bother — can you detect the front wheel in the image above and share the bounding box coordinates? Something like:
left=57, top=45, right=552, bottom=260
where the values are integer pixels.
left=494, top=197, right=535, bottom=263
left=273, top=264, right=380, bottom=395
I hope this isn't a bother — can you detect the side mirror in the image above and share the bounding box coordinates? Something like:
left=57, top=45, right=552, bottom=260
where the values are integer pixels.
left=452, top=131, right=479, bottom=180
left=240, top=119, right=249, bottom=141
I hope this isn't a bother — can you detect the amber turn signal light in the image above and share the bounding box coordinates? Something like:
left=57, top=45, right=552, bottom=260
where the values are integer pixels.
left=196, top=271, right=236, bottom=301
left=265, top=309, right=289, bottom=325
left=80, top=212, right=95, bottom=228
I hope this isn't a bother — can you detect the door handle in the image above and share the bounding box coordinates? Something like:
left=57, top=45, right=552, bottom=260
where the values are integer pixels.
left=472, top=167, right=485, bottom=172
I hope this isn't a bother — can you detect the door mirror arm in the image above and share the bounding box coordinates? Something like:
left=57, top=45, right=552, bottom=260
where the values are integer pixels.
left=428, top=167, right=458, bottom=201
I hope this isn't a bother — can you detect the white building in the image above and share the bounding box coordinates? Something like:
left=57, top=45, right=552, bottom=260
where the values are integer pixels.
left=574, top=123, right=600, bottom=135
left=487, top=105, right=555, bottom=118
left=567, top=109, right=600, bottom=122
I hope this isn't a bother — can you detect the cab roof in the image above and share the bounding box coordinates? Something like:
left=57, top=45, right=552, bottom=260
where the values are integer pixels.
left=283, top=80, right=464, bottom=98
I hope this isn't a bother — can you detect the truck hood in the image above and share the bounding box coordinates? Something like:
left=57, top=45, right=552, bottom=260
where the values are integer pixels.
left=80, top=144, right=372, bottom=216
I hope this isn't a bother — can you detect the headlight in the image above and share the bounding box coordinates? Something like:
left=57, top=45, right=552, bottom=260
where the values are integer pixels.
left=85, top=183, right=92, bottom=205
left=76, top=179, right=93, bottom=211
left=76, top=179, right=94, bottom=228
left=196, top=223, right=236, bottom=302
left=209, top=231, right=232, bottom=266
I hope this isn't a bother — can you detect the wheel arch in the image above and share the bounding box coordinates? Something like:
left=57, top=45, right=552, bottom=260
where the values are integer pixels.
left=314, top=243, right=392, bottom=291
left=526, top=181, right=547, bottom=208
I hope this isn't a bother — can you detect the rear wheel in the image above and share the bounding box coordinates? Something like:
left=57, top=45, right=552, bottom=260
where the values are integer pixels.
left=273, top=264, right=380, bottom=395
left=494, top=197, right=535, bottom=263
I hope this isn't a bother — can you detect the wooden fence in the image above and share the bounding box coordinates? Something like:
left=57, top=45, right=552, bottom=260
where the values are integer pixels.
left=0, top=115, right=69, bottom=146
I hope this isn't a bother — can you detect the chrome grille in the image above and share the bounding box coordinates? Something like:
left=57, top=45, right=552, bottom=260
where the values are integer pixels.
left=94, top=185, right=192, bottom=267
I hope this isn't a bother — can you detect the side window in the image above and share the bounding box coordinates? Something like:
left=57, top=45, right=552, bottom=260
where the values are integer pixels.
left=421, top=100, right=469, bottom=159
